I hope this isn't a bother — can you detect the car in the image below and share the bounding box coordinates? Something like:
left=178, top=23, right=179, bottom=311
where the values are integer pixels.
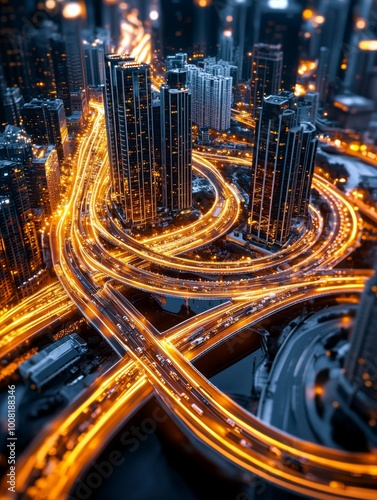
left=240, top=439, right=251, bottom=448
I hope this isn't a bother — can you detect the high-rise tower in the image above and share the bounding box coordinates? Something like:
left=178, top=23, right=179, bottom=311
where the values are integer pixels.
left=254, top=0, right=302, bottom=92
left=0, top=135, right=43, bottom=298
left=248, top=94, right=317, bottom=246
left=159, top=0, right=219, bottom=58
left=250, top=43, right=283, bottom=120
left=62, top=1, right=88, bottom=119
left=21, top=98, right=69, bottom=165
left=160, top=69, right=192, bottom=213
left=104, top=55, right=156, bottom=227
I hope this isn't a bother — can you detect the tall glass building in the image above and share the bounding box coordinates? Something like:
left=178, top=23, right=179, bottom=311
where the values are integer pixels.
left=104, top=55, right=156, bottom=227
left=160, top=69, right=192, bottom=213
left=249, top=43, right=283, bottom=120
left=248, top=94, right=317, bottom=246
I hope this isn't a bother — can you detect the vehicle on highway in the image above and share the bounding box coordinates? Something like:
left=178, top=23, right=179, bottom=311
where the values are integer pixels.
left=191, top=403, right=203, bottom=416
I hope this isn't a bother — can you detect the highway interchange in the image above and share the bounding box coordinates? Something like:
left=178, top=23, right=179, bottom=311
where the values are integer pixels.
left=1, top=99, right=377, bottom=500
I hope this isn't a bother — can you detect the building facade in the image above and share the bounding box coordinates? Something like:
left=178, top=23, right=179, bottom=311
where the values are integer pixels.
left=104, top=55, right=156, bottom=227
left=21, top=98, right=69, bottom=165
left=248, top=94, right=317, bottom=246
left=160, top=69, right=192, bottom=213
left=31, top=145, right=61, bottom=217
left=250, top=43, right=283, bottom=120
left=186, top=64, right=232, bottom=131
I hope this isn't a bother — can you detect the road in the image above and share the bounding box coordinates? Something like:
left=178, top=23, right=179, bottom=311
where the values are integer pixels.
left=1, top=102, right=376, bottom=500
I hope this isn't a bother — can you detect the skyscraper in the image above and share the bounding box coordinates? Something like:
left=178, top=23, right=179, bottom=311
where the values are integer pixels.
left=102, top=0, right=122, bottom=50
left=83, top=38, right=106, bottom=87
left=159, top=0, right=219, bottom=59
left=104, top=55, right=156, bottom=227
left=248, top=94, right=317, bottom=246
left=219, top=30, right=234, bottom=63
left=62, top=1, right=88, bottom=119
left=21, top=98, right=69, bottom=165
left=50, top=33, right=73, bottom=117
left=0, top=0, right=32, bottom=99
left=2, top=88, right=24, bottom=127
left=249, top=43, right=283, bottom=120
left=28, top=22, right=58, bottom=101
left=342, top=269, right=377, bottom=419
left=292, top=121, right=317, bottom=218
left=160, top=69, right=192, bottom=213
left=254, top=0, right=303, bottom=92
left=0, top=156, right=43, bottom=299
left=315, top=46, right=330, bottom=110
left=31, top=145, right=61, bottom=217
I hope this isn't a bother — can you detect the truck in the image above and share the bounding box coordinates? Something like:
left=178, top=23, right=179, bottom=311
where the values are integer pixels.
left=191, top=403, right=203, bottom=416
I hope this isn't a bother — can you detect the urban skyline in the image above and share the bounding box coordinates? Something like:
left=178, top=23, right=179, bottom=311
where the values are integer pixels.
left=0, top=1, right=377, bottom=499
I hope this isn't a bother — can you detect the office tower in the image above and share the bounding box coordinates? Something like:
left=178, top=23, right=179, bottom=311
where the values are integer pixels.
left=28, top=22, right=58, bottom=101
left=292, top=122, right=317, bottom=218
left=0, top=158, right=43, bottom=299
left=21, top=98, right=69, bottom=165
left=102, top=0, right=122, bottom=50
left=192, top=0, right=219, bottom=57
left=315, top=46, right=330, bottom=110
left=160, top=69, right=192, bottom=213
left=254, top=0, right=302, bottom=92
left=248, top=94, right=317, bottom=246
left=31, top=145, right=61, bottom=216
left=186, top=65, right=232, bottom=131
left=50, top=33, right=73, bottom=117
left=104, top=55, right=156, bottom=226
left=83, top=38, right=106, bottom=87
left=152, top=96, right=163, bottom=208
left=309, top=0, right=351, bottom=84
left=62, top=1, right=88, bottom=119
left=219, top=30, right=234, bottom=63
left=2, top=88, right=24, bottom=127
left=159, top=0, right=218, bottom=58
left=249, top=43, right=283, bottom=120
left=231, top=0, right=255, bottom=80
left=0, top=0, right=32, bottom=99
